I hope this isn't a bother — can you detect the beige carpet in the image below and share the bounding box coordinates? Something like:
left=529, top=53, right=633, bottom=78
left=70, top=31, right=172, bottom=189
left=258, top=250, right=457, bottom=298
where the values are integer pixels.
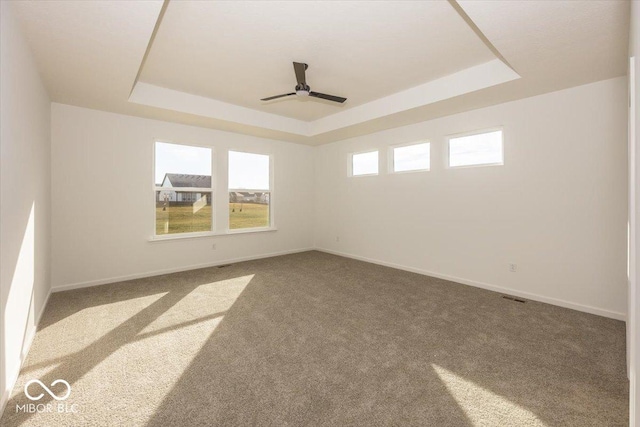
left=0, top=251, right=628, bottom=426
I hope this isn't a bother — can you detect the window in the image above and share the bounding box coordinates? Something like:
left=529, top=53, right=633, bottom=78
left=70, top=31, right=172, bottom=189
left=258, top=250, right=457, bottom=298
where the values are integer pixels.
left=391, top=142, right=430, bottom=173
left=448, top=129, right=503, bottom=168
left=154, top=142, right=213, bottom=236
left=350, top=150, right=379, bottom=176
left=228, top=151, right=271, bottom=230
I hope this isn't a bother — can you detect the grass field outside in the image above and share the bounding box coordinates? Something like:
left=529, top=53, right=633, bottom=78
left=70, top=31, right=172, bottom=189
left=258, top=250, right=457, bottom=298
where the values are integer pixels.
left=229, top=202, right=269, bottom=229
left=156, top=204, right=212, bottom=235
left=156, top=203, right=269, bottom=234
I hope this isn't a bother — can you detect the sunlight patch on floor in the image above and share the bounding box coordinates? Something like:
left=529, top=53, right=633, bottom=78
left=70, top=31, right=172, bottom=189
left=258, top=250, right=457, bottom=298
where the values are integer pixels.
left=10, top=363, right=64, bottom=400
left=139, top=274, right=254, bottom=336
left=432, top=364, right=547, bottom=427
left=85, top=313, right=224, bottom=423
left=28, top=293, right=169, bottom=365
left=14, top=275, right=256, bottom=424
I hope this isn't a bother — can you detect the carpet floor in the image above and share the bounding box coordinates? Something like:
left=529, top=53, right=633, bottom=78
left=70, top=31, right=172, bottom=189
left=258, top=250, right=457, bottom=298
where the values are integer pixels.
left=0, top=251, right=628, bottom=426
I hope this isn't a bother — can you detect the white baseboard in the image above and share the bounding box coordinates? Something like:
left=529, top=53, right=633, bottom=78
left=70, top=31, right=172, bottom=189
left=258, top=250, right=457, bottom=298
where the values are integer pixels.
left=0, top=287, right=53, bottom=418
left=53, top=245, right=628, bottom=319
left=52, top=247, right=315, bottom=293
left=316, top=247, right=626, bottom=321
left=2, top=246, right=624, bottom=420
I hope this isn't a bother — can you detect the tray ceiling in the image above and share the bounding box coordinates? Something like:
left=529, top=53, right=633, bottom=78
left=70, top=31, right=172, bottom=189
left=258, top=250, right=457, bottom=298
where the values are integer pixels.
left=11, top=0, right=629, bottom=145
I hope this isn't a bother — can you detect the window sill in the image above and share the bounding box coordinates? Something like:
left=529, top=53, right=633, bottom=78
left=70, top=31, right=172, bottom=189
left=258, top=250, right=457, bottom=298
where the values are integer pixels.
left=148, top=227, right=277, bottom=242
left=349, top=173, right=379, bottom=178
left=390, top=168, right=430, bottom=174
left=447, top=162, right=504, bottom=170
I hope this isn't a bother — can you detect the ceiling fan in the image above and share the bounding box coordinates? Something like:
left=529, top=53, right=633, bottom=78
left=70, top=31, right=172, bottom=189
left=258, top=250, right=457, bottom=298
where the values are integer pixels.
left=260, top=62, right=347, bottom=104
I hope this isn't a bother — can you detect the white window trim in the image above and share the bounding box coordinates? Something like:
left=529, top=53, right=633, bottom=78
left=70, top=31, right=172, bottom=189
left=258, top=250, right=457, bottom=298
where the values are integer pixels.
left=446, top=127, right=504, bottom=169
left=152, top=139, right=216, bottom=239
left=388, top=141, right=431, bottom=174
left=150, top=143, right=277, bottom=241
left=227, top=150, right=274, bottom=233
left=148, top=227, right=278, bottom=242
left=348, top=149, right=379, bottom=177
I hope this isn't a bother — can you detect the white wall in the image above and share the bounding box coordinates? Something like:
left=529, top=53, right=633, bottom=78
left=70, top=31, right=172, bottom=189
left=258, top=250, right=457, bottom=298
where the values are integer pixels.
left=0, top=1, right=52, bottom=413
left=315, top=77, right=628, bottom=319
left=628, top=1, right=640, bottom=425
left=51, top=103, right=314, bottom=290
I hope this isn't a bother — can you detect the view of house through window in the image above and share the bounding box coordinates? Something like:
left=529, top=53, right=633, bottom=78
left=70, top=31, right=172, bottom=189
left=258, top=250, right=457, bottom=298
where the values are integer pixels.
left=155, top=142, right=213, bottom=235
left=228, top=151, right=271, bottom=230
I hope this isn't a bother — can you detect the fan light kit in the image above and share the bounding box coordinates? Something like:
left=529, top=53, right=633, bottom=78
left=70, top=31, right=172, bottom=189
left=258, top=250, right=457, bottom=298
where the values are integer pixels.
left=261, top=62, right=347, bottom=104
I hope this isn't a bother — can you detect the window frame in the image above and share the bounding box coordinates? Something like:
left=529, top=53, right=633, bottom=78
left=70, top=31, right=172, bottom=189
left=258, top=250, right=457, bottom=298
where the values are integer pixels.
left=227, top=149, right=275, bottom=233
left=151, top=139, right=216, bottom=240
left=446, top=127, right=504, bottom=169
left=388, top=141, right=431, bottom=174
left=348, top=149, right=380, bottom=177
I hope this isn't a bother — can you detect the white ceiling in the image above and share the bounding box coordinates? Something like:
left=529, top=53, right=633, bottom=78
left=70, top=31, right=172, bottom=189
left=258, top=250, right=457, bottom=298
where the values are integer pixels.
left=11, top=0, right=163, bottom=115
left=140, top=1, right=495, bottom=121
left=11, top=0, right=630, bottom=145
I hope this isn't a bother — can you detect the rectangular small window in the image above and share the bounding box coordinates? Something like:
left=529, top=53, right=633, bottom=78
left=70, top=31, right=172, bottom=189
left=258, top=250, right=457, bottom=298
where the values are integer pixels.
left=228, top=151, right=271, bottom=230
left=351, top=151, right=379, bottom=176
left=155, top=142, right=213, bottom=236
left=448, top=129, right=503, bottom=168
left=392, top=142, right=430, bottom=173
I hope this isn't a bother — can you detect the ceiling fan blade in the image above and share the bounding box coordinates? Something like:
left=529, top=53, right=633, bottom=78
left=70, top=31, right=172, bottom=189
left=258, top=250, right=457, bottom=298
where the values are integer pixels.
left=309, top=92, right=347, bottom=103
left=260, top=93, right=295, bottom=101
left=293, top=62, right=308, bottom=86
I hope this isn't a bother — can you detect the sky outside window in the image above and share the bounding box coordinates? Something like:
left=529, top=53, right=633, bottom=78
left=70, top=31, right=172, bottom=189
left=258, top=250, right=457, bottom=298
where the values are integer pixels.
left=352, top=151, right=378, bottom=175
left=394, top=143, right=430, bottom=172
left=155, top=142, right=211, bottom=185
left=448, top=130, right=503, bottom=167
left=229, top=151, right=270, bottom=190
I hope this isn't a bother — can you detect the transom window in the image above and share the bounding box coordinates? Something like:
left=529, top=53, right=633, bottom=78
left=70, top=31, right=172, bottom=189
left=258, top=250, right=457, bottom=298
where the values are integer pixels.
left=391, top=142, right=430, bottom=173
left=350, top=150, right=379, bottom=176
left=448, top=129, right=503, bottom=168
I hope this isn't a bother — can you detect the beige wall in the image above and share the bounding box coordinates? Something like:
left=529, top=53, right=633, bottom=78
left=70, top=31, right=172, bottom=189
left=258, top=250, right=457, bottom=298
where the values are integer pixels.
left=629, top=1, right=639, bottom=425
left=0, top=1, right=52, bottom=413
left=51, top=103, right=315, bottom=290
left=314, top=77, right=628, bottom=319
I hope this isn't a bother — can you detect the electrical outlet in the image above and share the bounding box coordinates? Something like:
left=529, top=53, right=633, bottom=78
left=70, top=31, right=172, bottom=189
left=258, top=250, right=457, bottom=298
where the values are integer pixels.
left=212, top=243, right=217, bottom=250
left=509, top=263, right=517, bottom=272
left=336, top=236, right=340, bottom=242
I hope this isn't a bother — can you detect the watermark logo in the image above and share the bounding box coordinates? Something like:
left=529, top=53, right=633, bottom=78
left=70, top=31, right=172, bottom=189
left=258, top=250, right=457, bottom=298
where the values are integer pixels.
left=24, top=379, right=71, bottom=401
left=16, top=379, right=78, bottom=414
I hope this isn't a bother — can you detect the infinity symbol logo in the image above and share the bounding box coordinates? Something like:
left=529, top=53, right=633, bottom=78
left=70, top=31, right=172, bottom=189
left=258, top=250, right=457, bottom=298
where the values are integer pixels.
left=24, top=379, right=71, bottom=401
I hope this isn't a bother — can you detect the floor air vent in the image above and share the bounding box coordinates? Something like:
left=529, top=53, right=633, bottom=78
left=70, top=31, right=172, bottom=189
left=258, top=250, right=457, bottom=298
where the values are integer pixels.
left=217, top=264, right=232, bottom=268
left=502, top=295, right=526, bottom=303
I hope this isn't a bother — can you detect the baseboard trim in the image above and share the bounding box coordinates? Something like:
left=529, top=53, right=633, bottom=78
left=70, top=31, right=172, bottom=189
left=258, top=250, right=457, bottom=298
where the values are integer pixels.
left=53, top=246, right=627, bottom=320
left=52, top=247, right=315, bottom=293
left=316, top=248, right=626, bottom=321
left=2, top=246, right=624, bottom=419
left=0, top=287, right=53, bottom=418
